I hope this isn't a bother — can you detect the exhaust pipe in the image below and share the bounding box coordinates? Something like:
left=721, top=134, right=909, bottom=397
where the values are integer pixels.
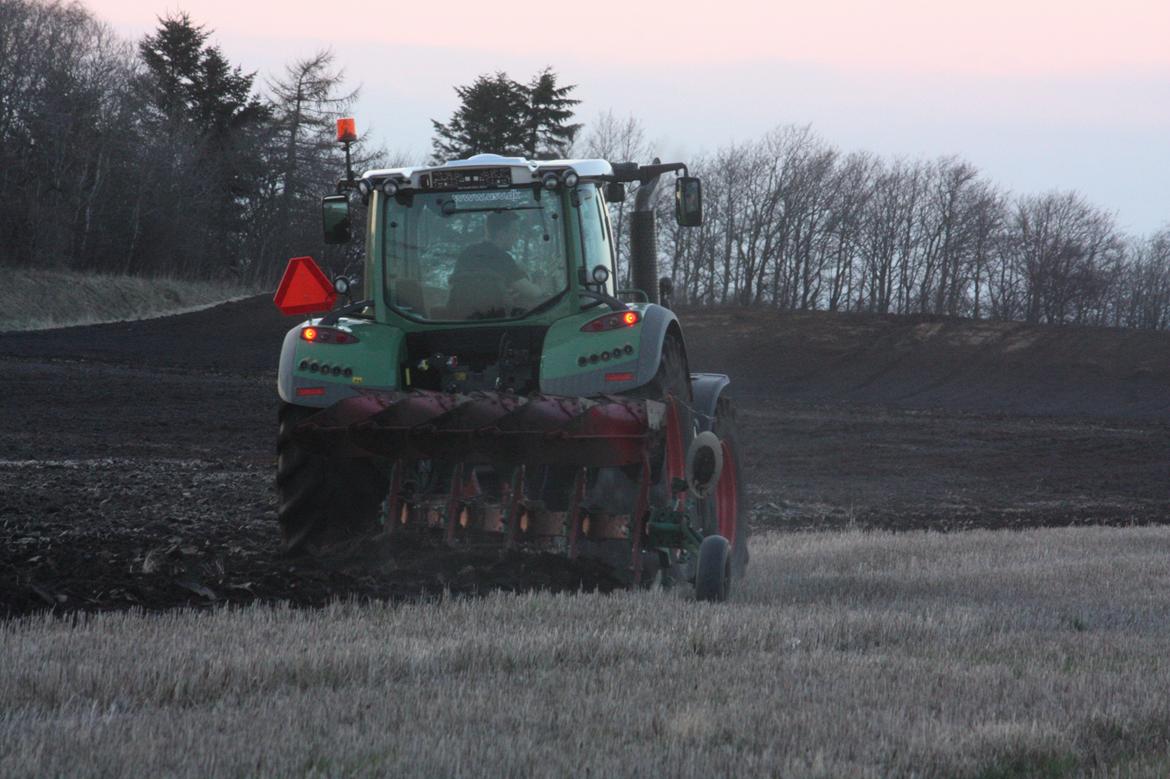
left=629, top=159, right=661, bottom=305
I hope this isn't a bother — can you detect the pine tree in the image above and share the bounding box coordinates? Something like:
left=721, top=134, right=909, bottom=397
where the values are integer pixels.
left=267, top=50, right=360, bottom=208
left=524, top=68, right=582, bottom=159
left=431, top=73, right=529, bottom=161
left=430, top=69, right=581, bottom=162
left=136, top=13, right=207, bottom=123
left=257, top=50, right=365, bottom=284
left=138, top=14, right=268, bottom=139
left=132, top=13, right=271, bottom=278
left=192, top=46, right=269, bottom=140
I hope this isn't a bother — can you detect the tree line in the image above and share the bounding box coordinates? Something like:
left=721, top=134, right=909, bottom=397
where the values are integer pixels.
left=0, top=0, right=586, bottom=288
left=602, top=124, right=1168, bottom=329
left=0, top=0, right=372, bottom=287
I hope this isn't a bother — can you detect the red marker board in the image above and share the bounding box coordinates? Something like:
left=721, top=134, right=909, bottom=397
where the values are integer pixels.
left=273, top=256, right=338, bottom=315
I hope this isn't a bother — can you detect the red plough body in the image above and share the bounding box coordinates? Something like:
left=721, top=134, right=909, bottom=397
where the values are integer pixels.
left=297, top=390, right=664, bottom=467
left=292, top=390, right=678, bottom=581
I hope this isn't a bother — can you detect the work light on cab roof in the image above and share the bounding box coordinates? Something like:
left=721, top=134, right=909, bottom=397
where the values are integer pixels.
left=268, top=133, right=747, bottom=602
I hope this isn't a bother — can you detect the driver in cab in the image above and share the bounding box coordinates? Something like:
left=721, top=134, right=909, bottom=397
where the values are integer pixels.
left=453, top=211, right=542, bottom=307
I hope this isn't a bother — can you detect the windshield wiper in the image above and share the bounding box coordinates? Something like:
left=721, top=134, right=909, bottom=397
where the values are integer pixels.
left=439, top=202, right=543, bottom=216
left=521, top=290, right=568, bottom=318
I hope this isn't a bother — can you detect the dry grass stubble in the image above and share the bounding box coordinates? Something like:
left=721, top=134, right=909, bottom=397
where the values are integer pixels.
left=0, top=269, right=248, bottom=331
left=4, top=527, right=1170, bottom=777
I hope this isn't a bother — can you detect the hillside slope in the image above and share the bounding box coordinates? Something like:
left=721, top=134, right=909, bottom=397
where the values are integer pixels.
left=3, top=298, right=1168, bottom=418
left=681, top=307, right=1170, bottom=419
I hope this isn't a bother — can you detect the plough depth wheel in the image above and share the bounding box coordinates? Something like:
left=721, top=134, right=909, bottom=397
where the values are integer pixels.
left=705, top=396, right=748, bottom=580
left=694, top=535, right=731, bottom=601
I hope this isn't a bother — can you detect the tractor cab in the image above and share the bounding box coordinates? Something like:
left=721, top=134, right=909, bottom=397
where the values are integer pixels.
left=318, top=153, right=701, bottom=327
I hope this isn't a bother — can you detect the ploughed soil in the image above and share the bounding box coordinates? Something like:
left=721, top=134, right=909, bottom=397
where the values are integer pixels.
left=2, top=299, right=1168, bottom=617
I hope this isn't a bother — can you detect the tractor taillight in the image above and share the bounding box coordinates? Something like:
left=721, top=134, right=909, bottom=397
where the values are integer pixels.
left=300, top=326, right=358, bottom=344
left=581, top=310, right=641, bottom=332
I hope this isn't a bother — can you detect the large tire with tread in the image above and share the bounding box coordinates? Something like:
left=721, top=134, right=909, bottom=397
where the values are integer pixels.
left=702, top=396, right=749, bottom=578
left=631, top=331, right=691, bottom=405
left=277, top=403, right=387, bottom=554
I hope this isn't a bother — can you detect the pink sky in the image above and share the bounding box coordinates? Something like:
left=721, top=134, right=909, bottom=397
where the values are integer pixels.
left=90, top=0, right=1170, bottom=232
left=97, top=0, right=1170, bottom=75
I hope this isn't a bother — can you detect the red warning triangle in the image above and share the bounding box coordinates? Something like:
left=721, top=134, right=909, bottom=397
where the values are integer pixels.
left=273, top=256, right=338, bottom=315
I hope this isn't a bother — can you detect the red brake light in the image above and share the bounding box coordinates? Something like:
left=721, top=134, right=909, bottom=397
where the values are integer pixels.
left=296, top=387, right=326, bottom=397
left=336, top=117, right=357, bottom=143
left=300, top=326, right=358, bottom=344
left=605, top=372, right=635, bottom=382
left=581, top=310, right=641, bottom=332
left=274, top=256, right=337, bottom=315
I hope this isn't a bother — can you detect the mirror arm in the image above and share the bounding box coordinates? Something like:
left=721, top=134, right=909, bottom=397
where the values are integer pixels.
left=634, top=156, right=662, bottom=213
left=604, top=161, right=688, bottom=185
left=637, top=161, right=687, bottom=183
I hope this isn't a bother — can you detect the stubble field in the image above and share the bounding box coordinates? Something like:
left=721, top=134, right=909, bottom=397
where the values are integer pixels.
left=5, top=530, right=1170, bottom=777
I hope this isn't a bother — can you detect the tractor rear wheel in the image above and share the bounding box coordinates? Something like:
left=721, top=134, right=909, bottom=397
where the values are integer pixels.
left=637, top=331, right=691, bottom=404
left=626, top=332, right=691, bottom=485
left=276, top=403, right=387, bottom=554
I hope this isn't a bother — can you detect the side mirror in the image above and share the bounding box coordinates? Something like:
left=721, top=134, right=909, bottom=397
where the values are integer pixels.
left=675, top=177, right=703, bottom=227
left=322, top=195, right=352, bottom=244
left=604, top=182, right=626, bottom=202
left=659, top=276, right=674, bottom=309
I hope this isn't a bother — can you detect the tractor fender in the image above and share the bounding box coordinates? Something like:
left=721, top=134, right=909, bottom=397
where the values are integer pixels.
left=689, top=372, right=731, bottom=432
left=277, top=325, right=354, bottom=407
left=539, top=303, right=684, bottom=397
left=276, top=325, right=301, bottom=403
left=278, top=319, right=405, bottom=406
left=634, top=304, right=686, bottom=387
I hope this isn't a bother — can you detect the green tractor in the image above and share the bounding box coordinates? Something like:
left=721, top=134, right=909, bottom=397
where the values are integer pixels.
left=273, top=118, right=747, bottom=600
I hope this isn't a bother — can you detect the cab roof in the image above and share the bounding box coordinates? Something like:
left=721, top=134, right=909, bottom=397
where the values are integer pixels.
left=362, top=154, right=614, bottom=183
